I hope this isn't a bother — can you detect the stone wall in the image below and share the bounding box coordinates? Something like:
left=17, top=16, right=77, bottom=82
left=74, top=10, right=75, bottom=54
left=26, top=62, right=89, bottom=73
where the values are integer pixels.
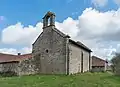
left=32, top=26, right=67, bottom=74
left=18, top=58, right=36, bottom=76
left=0, top=62, right=19, bottom=76
left=69, top=42, right=90, bottom=74
left=92, top=66, right=105, bottom=72
left=0, top=58, right=36, bottom=76
left=69, top=43, right=81, bottom=74
left=82, top=50, right=90, bottom=72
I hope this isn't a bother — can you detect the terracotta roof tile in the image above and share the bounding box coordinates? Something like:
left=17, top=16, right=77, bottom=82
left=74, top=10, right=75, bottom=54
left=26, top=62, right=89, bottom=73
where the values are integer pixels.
left=69, top=39, right=92, bottom=52
left=92, top=56, right=107, bottom=67
left=0, top=53, right=32, bottom=63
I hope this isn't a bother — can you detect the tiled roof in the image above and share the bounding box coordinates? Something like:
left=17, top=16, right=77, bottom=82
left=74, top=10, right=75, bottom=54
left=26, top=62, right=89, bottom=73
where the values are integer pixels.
left=32, top=26, right=92, bottom=53
left=92, top=56, right=107, bottom=67
left=54, top=28, right=70, bottom=38
left=13, top=53, right=32, bottom=61
left=69, top=39, right=92, bottom=52
left=54, top=28, right=92, bottom=52
left=0, top=53, right=32, bottom=63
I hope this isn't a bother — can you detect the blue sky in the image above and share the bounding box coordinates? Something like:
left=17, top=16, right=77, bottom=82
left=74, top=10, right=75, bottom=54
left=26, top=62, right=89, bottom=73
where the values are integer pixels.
left=0, top=0, right=91, bottom=28
left=0, top=0, right=120, bottom=59
left=0, top=0, right=118, bottom=29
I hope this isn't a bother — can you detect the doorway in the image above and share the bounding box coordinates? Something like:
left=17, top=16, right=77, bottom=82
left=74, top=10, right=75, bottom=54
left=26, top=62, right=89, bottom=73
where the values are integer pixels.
left=81, top=51, right=83, bottom=73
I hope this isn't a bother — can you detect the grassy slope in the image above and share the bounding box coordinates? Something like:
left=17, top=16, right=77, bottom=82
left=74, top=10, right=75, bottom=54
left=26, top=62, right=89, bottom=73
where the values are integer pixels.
left=0, top=72, right=120, bottom=87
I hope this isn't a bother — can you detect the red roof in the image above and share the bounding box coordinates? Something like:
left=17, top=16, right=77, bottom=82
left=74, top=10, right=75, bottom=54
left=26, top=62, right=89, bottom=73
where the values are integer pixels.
left=0, top=53, right=32, bottom=63
left=92, top=56, right=107, bottom=67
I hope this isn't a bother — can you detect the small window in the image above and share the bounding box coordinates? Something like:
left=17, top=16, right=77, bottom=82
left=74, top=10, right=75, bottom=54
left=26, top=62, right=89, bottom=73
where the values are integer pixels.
left=46, top=49, right=48, bottom=53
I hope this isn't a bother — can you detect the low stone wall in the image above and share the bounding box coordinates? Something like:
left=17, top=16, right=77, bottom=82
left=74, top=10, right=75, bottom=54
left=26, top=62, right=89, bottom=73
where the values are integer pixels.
left=91, top=66, right=105, bottom=72
left=18, top=58, right=36, bottom=76
left=0, top=62, right=19, bottom=76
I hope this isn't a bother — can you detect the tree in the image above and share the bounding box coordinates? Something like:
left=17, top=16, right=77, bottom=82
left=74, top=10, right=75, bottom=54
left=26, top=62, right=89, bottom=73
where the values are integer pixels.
left=111, top=53, right=120, bottom=75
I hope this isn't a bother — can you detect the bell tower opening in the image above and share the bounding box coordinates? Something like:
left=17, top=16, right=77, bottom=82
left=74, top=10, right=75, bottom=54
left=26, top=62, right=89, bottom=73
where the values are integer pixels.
left=42, top=11, right=56, bottom=29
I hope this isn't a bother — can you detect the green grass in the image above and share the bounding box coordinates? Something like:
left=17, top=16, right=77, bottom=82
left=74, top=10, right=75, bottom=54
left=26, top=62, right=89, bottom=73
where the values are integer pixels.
left=0, top=72, right=120, bottom=87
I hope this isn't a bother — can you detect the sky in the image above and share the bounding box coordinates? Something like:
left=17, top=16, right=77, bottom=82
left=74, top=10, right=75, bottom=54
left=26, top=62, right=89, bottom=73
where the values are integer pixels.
left=0, top=0, right=120, bottom=60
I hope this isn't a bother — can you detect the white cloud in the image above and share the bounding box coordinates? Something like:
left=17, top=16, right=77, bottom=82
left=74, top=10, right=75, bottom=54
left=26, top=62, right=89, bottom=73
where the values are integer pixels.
left=55, top=17, right=79, bottom=38
left=114, top=0, right=120, bottom=6
left=91, top=0, right=108, bottom=7
left=1, top=7, right=120, bottom=60
left=0, top=47, right=32, bottom=55
left=0, top=48, right=17, bottom=54
left=75, top=7, right=120, bottom=59
left=77, top=8, right=120, bottom=41
left=2, top=22, right=43, bottom=46
left=1, top=17, right=79, bottom=46
left=19, top=47, right=32, bottom=54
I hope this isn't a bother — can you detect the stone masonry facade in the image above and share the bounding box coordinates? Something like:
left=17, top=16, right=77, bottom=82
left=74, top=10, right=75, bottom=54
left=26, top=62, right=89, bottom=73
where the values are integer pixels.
left=0, top=58, right=36, bottom=76
left=69, top=43, right=91, bottom=74
left=32, top=26, right=68, bottom=74
left=0, top=11, right=92, bottom=76
left=32, top=11, right=92, bottom=75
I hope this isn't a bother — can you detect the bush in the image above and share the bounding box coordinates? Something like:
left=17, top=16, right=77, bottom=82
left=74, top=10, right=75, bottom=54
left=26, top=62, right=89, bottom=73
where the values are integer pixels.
left=0, top=71, right=18, bottom=77
left=111, top=53, right=120, bottom=75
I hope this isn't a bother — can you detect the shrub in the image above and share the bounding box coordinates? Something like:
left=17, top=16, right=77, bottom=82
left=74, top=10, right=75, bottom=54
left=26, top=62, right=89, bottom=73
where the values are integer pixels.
left=0, top=71, right=18, bottom=77
left=111, top=53, right=120, bottom=75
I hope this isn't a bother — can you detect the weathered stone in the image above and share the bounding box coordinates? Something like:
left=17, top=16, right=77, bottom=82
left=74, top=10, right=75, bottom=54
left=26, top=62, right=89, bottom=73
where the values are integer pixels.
left=0, top=62, right=19, bottom=76
left=0, top=11, right=92, bottom=76
left=31, top=11, right=92, bottom=75
left=18, top=58, right=36, bottom=76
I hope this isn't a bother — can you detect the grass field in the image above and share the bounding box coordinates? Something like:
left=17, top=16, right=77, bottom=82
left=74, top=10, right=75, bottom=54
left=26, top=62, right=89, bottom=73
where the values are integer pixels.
left=0, top=72, right=120, bottom=87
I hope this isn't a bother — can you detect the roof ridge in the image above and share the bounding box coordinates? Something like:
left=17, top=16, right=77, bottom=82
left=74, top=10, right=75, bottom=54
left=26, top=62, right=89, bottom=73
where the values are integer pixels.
left=76, top=41, right=90, bottom=50
left=0, top=53, right=16, bottom=56
left=92, top=56, right=106, bottom=61
left=20, top=53, right=32, bottom=56
left=69, top=39, right=92, bottom=52
left=53, top=28, right=68, bottom=37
